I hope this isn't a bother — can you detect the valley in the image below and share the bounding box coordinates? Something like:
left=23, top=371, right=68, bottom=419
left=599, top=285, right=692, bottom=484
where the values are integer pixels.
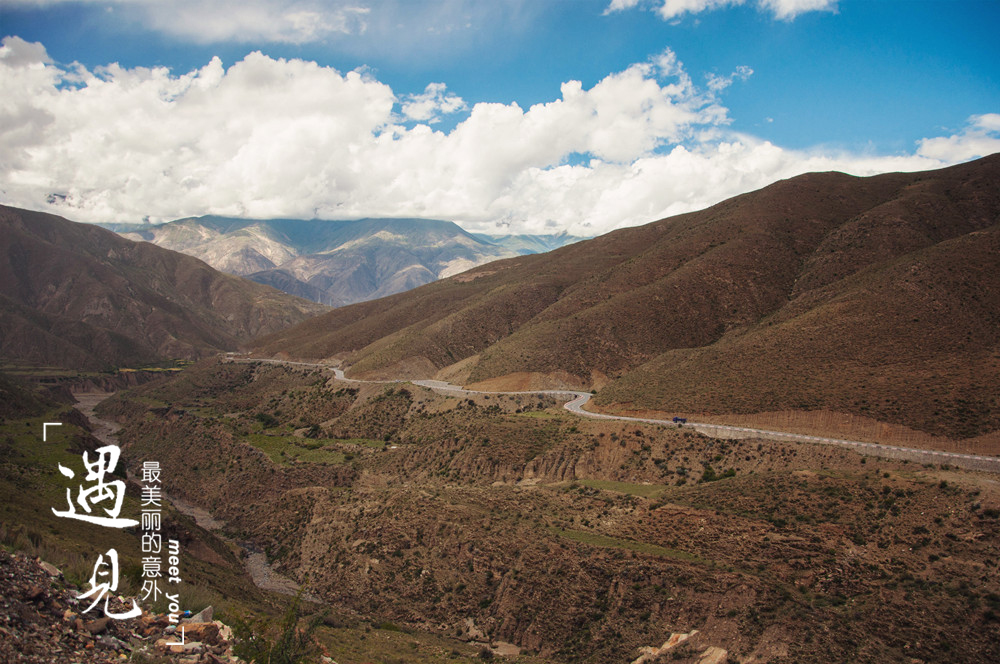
left=91, top=358, right=1000, bottom=663
left=3, top=4, right=998, bottom=661
left=0, top=371, right=538, bottom=663
left=2, top=157, right=999, bottom=663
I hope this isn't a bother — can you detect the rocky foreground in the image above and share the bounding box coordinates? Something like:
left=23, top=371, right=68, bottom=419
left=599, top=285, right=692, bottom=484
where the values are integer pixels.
left=0, top=549, right=242, bottom=663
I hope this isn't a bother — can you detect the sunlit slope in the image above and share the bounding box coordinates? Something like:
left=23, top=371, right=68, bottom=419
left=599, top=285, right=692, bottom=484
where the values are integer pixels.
left=253, top=155, right=1000, bottom=436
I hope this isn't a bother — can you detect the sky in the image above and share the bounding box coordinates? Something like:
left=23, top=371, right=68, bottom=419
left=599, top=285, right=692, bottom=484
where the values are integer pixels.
left=1, top=0, right=998, bottom=236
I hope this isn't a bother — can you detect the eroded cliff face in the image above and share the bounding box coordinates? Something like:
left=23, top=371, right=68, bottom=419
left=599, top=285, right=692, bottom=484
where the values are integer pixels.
left=234, top=479, right=763, bottom=661
left=100, top=360, right=1000, bottom=664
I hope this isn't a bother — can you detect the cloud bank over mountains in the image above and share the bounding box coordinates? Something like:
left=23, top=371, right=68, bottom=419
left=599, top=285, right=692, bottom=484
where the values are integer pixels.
left=1, top=35, right=996, bottom=235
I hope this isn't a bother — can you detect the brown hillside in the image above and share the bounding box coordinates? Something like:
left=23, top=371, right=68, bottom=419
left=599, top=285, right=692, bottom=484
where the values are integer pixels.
left=0, top=205, right=328, bottom=370
left=597, top=224, right=1000, bottom=438
left=253, top=155, right=1000, bottom=437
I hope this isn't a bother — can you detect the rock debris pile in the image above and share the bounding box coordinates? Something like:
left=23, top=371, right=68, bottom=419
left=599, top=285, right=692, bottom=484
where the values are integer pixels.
left=0, top=550, right=238, bottom=663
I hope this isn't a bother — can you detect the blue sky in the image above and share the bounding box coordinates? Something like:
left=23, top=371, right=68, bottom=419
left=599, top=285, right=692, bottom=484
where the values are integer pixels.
left=1, top=0, right=998, bottom=234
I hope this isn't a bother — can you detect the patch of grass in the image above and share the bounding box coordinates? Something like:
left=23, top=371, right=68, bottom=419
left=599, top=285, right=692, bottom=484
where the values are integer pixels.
left=549, top=527, right=711, bottom=564
left=243, top=434, right=346, bottom=466
left=336, top=438, right=387, bottom=449
left=0, top=363, right=103, bottom=377
left=316, top=623, right=535, bottom=664
left=375, top=620, right=406, bottom=632
left=232, top=587, right=325, bottom=664
left=125, top=394, right=171, bottom=409
left=578, top=478, right=668, bottom=499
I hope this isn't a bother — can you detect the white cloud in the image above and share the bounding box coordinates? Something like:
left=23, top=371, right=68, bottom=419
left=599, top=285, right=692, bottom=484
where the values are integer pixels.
left=916, top=114, right=1000, bottom=162
left=604, top=0, right=643, bottom=12
left=0, top=36, right=991, bottom=238
left=605, top=0, right=836, bottom=21
left=975, top=113, right=1000, bottom=132
left=485, top=139, right=941, bottom=235
left=706, top=65, right=753, bottom=92
left=0, top=34, right=52, bottom=66
left=658, top=0, right=743, bottom=21
left=0, top=36, right=395, bottom=220
left=3, top=1, right=537, bottom=52
left=758, top=0, right=837, bottom=21
left=400, top=83, right=466, bottom=123
left=145, top=1, right=371, bottom=44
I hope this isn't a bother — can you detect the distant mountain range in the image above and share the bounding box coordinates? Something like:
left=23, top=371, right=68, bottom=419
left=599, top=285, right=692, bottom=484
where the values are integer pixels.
left=0, top=206, right=327, bottom=370
left=252, top=155, right=1000, bottom=439
left=112, top=217, right=584, bottom=306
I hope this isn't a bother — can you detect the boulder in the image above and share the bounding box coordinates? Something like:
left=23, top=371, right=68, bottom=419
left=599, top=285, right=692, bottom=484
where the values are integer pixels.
left=82, top=617, right=110, bottom=634
left=185, top=605, right=214, bottom=624
left=38, top=560, right=62, bottom=577
left=180, top=621, right=222, bottom=646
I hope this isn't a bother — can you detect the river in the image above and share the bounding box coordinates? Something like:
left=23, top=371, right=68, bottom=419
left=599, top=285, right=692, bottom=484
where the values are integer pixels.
left=73, top=391, right=310, bottom=599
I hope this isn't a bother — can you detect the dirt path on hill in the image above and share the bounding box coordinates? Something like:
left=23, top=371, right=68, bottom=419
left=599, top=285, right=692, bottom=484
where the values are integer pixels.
left=235, top=357, right=1000, bottom=473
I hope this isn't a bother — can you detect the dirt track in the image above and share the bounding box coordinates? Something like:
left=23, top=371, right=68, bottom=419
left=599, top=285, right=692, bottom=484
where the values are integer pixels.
left=232, top=358, right=1000, bottom=474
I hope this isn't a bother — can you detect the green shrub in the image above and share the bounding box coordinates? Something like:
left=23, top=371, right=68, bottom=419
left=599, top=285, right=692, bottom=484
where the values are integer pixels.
left=232, top=587, right=324, bottom=664
left=255, top=412, right=280, bottom=428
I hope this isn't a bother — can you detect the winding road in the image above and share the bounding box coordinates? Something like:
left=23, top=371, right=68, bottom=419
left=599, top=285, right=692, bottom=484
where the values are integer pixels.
left=232, top=358, right=1000, bottom=474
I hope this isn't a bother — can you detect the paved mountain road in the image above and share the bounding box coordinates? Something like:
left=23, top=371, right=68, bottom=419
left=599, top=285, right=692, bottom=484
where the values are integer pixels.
left=229, top=357, right=1000, bottom=473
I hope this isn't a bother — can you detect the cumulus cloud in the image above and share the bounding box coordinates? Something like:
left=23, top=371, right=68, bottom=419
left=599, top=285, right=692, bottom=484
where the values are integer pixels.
left=0, top=36, right=990, bottom=237
left=484, top=140, right=943, bottom=235
left=916, top=114, right=1000, bottom=162
left=605, top=0, right=837, bottom=21
left=0, top=34, right=51, bottom=66
left=605, top=0, right=643, bottom=11
left=758, top=0, right=837, bottom=21
left=400, top=83, right=466, bottom=123
left=0, top=36, right=395, bottom=220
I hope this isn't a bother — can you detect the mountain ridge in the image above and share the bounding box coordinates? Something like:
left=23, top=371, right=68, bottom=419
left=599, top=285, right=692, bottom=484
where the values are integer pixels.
left=251, top=155, right=1000, bottom=438
left=115, top=216, right=585, bottom=306
left=0, top=205, right=328, bottom=370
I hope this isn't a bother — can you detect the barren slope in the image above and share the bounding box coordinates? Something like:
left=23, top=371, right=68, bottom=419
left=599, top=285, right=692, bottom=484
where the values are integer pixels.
left=99, top=360, right=1000, bottom=664
left=253, top=156, right=1000, bottom=438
